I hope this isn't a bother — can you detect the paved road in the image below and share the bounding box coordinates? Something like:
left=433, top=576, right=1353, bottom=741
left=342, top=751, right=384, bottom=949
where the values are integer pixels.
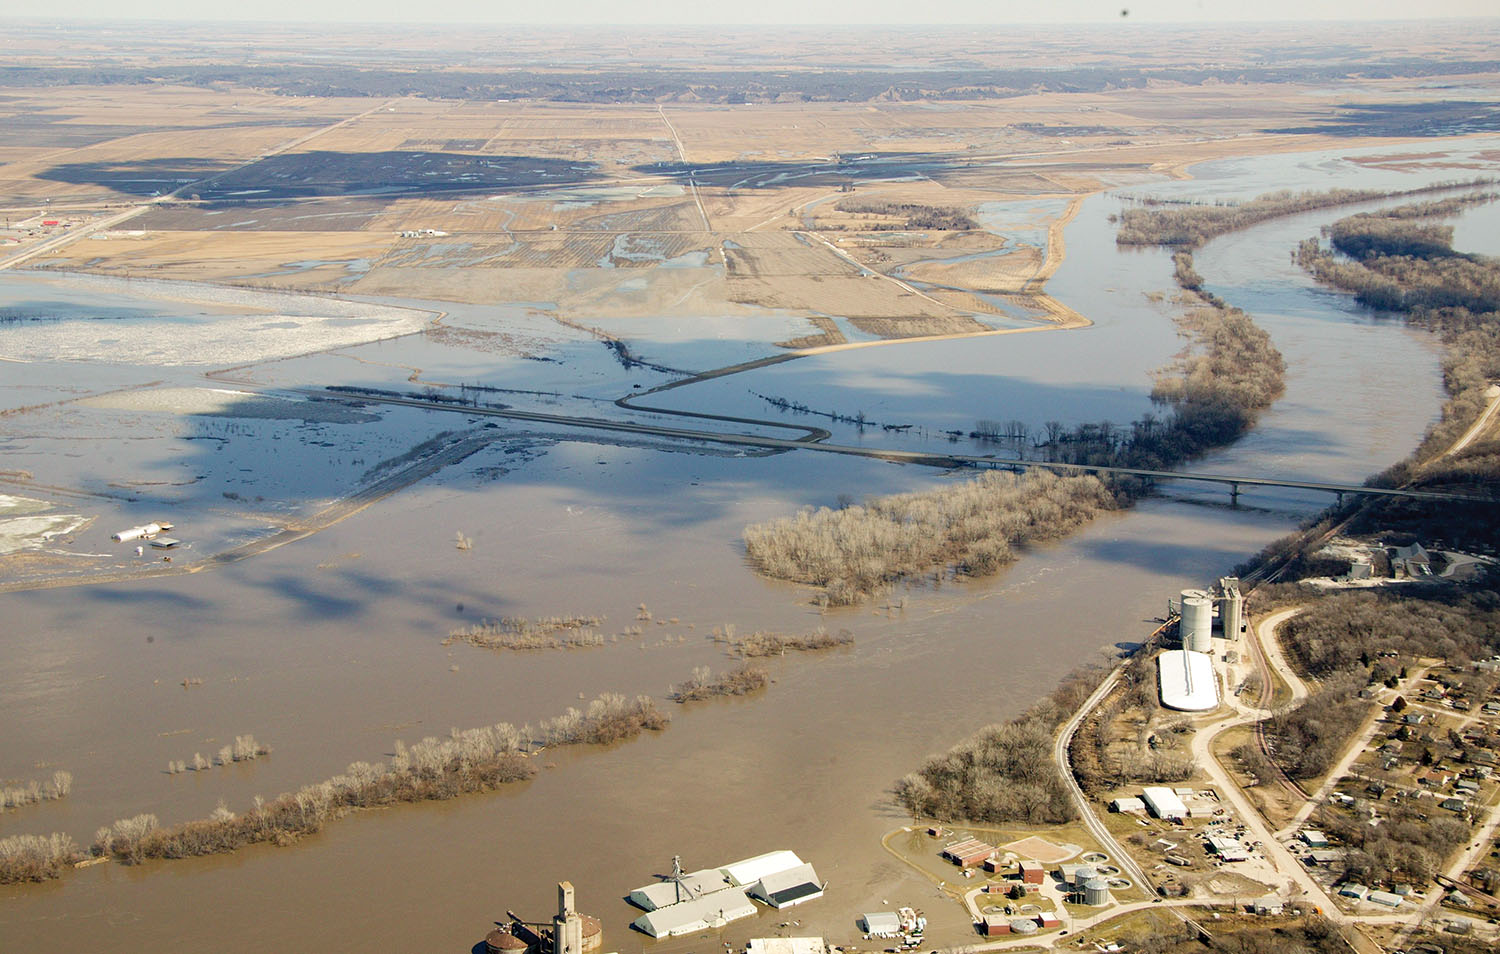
left=1187, top=612, right=1349, bottom=920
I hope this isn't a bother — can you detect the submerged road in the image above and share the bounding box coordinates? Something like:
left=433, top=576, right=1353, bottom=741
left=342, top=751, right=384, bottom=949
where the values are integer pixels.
left=313, top=388, right=1497, bottom=506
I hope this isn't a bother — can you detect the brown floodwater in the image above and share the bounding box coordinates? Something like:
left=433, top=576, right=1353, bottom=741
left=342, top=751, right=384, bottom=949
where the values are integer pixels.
left=3, top=140, right=1486, bottom=952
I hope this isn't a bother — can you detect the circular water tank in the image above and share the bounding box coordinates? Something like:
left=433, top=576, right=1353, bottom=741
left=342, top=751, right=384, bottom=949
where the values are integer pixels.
left=486, top=931, right=531, bottom=954
left=1072, top=866, right=1097, bottom=885
left=581, top=916, right=603, bottom=954
left=1083, top=878, right=1110, bottom=906
left=1009, top=918, right=1039, bottom=935
left=1182, top=597, right=1213, bottom=653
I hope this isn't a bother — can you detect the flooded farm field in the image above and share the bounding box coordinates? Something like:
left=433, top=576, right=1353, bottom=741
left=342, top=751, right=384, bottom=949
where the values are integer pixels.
left=1, top=137, right=1496, bottom=952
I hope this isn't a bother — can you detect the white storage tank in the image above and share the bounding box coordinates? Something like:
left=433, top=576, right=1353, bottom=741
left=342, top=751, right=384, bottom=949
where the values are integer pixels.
left=1182, top=596, right=1213, bottom=653
left=1082, top=878, right=1110, bottom=906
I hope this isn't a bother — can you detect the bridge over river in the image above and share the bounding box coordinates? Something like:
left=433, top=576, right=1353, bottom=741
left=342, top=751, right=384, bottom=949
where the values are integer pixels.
left=312, top=388, right=1495, bottom=507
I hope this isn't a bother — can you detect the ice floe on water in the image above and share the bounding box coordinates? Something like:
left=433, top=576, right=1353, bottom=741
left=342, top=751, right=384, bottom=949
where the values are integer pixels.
left=0, top=272, right=435, bottom=366
left=0, top=495, right=90, bottom=555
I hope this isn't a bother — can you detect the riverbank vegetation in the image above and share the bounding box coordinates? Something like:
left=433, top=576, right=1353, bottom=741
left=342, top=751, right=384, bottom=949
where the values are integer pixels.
left=444, top=615, right=607, bottom=651
left=1115, top=179, right=1494, bottom=249
left=670, top=665, right=770, bottom=702
left=894, top=665, right=1107, bottom=824
left=729, top=627, right=854, bottom=656
left=1, top=771, right=72, bottom=811
left=166, top=736, right=268, bottom=775
left=746, top=214, right=1286, bottom=608
left=1, top=693, right=665, bottom=884
left=0, top=833, right=80, bottom=883
left=745, top=469, right=1115, bottom=606
left=1294, top=192, right=1500, bottom=544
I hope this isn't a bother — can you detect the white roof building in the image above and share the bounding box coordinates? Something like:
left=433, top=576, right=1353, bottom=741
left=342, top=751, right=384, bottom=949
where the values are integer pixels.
left=1142, top=786, right=1188, bottom=821
left=629, top=869, right=732, bottom=911
left=748, top=863, right=824, bottom=909
left=1367, top=890, right=1402, bottom=908
left=1206, top=836, right=1249, bottom=862
left=1158, top=649, right=1219, bottom=711
left=862, top=912, right=902, bottom=937
left=746, top=939, right=826, bottom=954
left=633, top=887, right=758, bottom=937
left=723, top=850, right=804, bottom=887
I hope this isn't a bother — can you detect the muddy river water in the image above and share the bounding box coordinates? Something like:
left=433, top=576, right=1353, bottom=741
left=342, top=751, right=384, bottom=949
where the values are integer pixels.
left=2, top=139, right=1496, bottom=951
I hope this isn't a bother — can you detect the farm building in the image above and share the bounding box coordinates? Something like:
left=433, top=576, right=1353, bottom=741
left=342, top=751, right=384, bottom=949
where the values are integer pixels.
left=747, top=863, right=823, bottom=909
left=1142, top=786, right=1188, bottom=821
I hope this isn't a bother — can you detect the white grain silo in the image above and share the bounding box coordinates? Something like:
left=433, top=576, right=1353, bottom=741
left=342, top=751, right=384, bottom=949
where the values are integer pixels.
left=1181, top=592, right=1213, bottom=653
left=1217, top=577, right=1243, bottom=640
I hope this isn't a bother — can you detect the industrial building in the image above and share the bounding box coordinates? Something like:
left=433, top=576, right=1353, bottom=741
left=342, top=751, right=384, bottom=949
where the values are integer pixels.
left=629, top=851, right=823, bottom=938
left=723, top=851, right=805, bottom=887
left=941, top=837, right=997, bottom=867
left=629, top=868, right=731, bottom=911
left=487, top=881, right=602, bottom=954
left=745, top=939, right=826, bottom=954
left=1158, top=648, right=1219, bottom=712
left=1080, top=878, right=1110, bottom=906
left=862, top=912, right=902, bottom=937
left=1206, top=835, right=1249, bottom=862
left=1180, top=589, right=1214, bottom=652
left=633, top=887, right=758, bottom=938
left=1142, top=786, right=1188, bottom=821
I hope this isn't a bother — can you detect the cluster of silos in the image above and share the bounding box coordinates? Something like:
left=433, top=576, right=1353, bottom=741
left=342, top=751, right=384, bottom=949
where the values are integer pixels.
left=1180, top=589, right=1214, bottom=653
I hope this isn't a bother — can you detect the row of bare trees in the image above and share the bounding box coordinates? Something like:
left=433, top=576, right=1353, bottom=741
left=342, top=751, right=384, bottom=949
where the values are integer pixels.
left=1, top=771, right=72, bottom=811
left=1115, top=179, right=1494, bottom=249
left=2, top=694, right=667, bottom=884
left=670, top=666, right=770, bottom=702
left=166, top=735, right=268, bottom=775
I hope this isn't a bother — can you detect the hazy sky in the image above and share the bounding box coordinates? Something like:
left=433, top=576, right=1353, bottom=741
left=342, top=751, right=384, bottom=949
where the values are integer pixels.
left=5, top=0, right=1497, bottom=24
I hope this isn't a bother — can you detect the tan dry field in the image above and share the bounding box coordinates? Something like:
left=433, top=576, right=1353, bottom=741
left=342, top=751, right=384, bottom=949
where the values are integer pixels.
left=5, top=75, right=1487, bottom=343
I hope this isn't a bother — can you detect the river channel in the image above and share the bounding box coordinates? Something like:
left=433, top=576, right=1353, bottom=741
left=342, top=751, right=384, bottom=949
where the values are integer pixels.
left=1, top=139, right=1494, bottom=951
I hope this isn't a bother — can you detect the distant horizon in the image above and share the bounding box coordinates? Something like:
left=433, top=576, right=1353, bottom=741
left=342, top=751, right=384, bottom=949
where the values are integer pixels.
left=2, top=0, right=1497, bottom=27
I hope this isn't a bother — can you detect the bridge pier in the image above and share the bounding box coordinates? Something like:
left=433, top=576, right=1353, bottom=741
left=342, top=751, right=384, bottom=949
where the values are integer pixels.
left=1336, top=491, right=1345, bottom=508
left=1229, top=482, right=1240, bottom=507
